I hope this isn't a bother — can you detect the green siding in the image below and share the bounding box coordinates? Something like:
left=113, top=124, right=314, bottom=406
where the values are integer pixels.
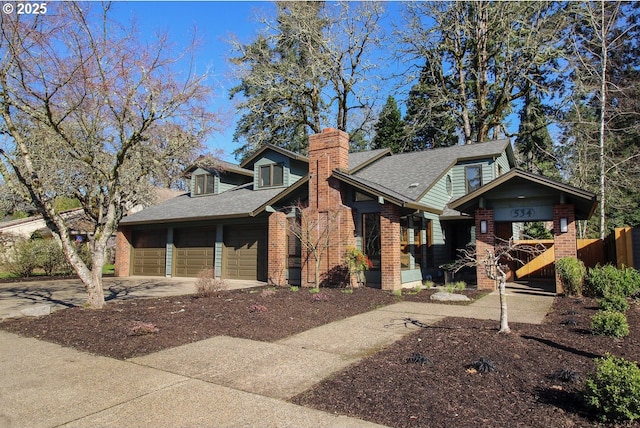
left=253, top=150, right=298, bottom=189
left=419, top=172, right=453, bottom=211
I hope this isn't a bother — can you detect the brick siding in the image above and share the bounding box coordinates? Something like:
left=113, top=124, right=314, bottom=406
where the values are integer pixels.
left=553, top=204, right=577, bottom=294
left=267, top=211, right=288, bottom=286
left=114, top=227, right=132, bottom=277
left=301, top=128, right=355, bottom=287
left=380, top=203, right=401, bottom=290
left=475, top=209, right=496, bottom=290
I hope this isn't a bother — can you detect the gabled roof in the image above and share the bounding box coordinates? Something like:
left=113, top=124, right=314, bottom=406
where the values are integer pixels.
left=183, top=158, right=253, bottom=178
left=449, top=168, right=598, bottom=220
left=348, top=148, right=391, bottom=173
left=240, top=144, right=309, bottom=169
left=349, top=139, right=514, bottom=203
left=332, top=171, right=441, bottom=214
left=121, top=183, right=283, bottom=225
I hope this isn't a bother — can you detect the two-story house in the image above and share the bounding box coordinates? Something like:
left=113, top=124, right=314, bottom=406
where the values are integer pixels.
left=115, top=128, right=596, bottom=292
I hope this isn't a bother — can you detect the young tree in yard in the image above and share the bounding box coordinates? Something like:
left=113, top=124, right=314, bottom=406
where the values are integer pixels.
left=284, top=203, right=342, bottom=289
left=444, top=237, right=545, bottom=334
left=0, top=3, right=217, bottom=308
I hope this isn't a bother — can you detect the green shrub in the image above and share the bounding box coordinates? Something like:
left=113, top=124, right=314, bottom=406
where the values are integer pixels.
left=584, top=354, right=640, bottom=422
left=555, top=257, right=586, bottom=296
left=6, top=239, right=39, bottom=277
left=598, top=294, right=629, bottom=313
left=37, top=239, right=70, bottom=276
left=591, top=310, right=630, bottom=338
left=585, top=265, right=640, bottom=298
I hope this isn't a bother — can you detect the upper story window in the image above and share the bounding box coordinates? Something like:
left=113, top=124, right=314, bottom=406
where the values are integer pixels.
left=259, top=163, right=284, bottom=188
left=465, top=165, right=483, bottom=193
left=194, top=174, right=215, bottom=196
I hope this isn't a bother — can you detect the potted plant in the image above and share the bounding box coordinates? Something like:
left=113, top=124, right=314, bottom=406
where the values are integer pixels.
left=344, top=247, right=372, bottom=288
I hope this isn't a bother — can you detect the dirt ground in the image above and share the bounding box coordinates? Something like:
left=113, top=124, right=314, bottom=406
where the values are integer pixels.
left=1, top=285, right=639, bottom=427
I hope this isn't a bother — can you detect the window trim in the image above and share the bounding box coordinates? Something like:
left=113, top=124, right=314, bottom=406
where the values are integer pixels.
left=194, top=173, right=215, bottom=196
left=259, top=163, right=284, bottom=188
left=465, top=164, right=483, bottom=194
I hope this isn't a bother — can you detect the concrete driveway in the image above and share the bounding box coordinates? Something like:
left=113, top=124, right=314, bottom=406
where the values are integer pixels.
left=0, top=276, right=265, bottom=319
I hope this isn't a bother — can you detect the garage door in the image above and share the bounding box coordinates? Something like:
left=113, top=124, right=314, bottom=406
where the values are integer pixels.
left=223, top=226, right=266, bottom=280
left=174, top=227, right=216, bottom=277
left=132, top=230, right=167, bottom=276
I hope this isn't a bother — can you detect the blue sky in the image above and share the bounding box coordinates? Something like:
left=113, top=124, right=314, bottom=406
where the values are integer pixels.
left=111, top=1, right=278, bottom=161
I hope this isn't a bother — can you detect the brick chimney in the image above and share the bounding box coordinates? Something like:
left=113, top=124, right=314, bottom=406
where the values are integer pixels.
left=308, top=128, right=350, bottom=211
left=302, top=128, right=354, bottom=287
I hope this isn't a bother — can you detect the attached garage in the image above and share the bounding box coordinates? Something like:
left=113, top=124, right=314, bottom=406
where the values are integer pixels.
left=223, top=225, right=267, bottom=281
left=173, top=227, right=216, bottom=277
left=131, top=230, right=167, bottom=276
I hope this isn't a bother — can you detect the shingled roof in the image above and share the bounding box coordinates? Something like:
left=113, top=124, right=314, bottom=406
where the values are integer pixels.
left=349, top=139, right=513, bottom=202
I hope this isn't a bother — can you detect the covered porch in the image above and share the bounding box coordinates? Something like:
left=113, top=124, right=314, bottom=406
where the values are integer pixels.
left=449, top=168, right=598, bottom=294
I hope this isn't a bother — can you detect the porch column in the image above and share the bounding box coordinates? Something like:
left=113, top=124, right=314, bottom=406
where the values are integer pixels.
left=553, top=204, right=577, bottom=294
left=114, top=227, right=132, bottom=277
left=268, top=211, right=288, bottom=286
left=380, top=204, right=401, bottom=291
left=475, top=209, right=496, bottom=290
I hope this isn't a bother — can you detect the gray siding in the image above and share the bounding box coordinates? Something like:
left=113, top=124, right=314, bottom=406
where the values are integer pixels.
left=424, top=212, right=447, bottom=268
left=450, top=160, right=493, bottom=198
left=214, top=226, right=223, bottom=277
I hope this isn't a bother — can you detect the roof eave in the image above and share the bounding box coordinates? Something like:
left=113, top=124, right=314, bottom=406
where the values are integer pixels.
left=240, top=143, right=309, bottom=169
left=250, top=176, right=310, bottom=216
left=332, top=171, right=442, bottom=215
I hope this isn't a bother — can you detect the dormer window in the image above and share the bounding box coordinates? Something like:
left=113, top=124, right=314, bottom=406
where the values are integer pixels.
left=195, top=174, right=215, bottom=195
left=259, top=163, right=284, bottom=188
left=465, top=165, right=483, bottom=193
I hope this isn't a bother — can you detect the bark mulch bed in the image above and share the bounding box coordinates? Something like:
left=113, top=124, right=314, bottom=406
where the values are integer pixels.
left=1, top=285, right=639, bottom=427
left=0, top=286, right=479, bottom=359
left=292, top=295, right=640, bottom=428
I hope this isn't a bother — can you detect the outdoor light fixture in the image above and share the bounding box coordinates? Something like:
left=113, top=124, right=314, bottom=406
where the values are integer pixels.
left=560, top=217, right=568, bottom=233
left=480, top=220, right=488, bottom=234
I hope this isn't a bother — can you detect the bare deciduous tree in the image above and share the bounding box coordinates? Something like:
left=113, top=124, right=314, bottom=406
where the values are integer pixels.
left=444, top=237, right=545, bottom=334
left=0, top=3, right=217, bottom=308
left=283, top=203, right=342, bottom=289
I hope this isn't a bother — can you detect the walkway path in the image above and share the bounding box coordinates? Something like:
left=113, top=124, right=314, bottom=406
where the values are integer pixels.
left=0, top=283, right=555, bottom=428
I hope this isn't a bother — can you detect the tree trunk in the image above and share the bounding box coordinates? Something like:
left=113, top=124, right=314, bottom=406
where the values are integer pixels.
left=497, top=267, right=510, bottom=334
left=598, top=0, right=607, bottom=240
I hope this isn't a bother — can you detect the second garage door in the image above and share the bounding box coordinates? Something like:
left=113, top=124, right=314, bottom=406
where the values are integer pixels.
left=223, top=226, right=266, bottom=281
left=173, top=227, right=216, bottom=277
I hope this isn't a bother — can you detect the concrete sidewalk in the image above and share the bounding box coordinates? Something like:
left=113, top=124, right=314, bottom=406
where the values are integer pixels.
left=0, top=276, right=264, bottom=319
left=0, top=283, right=555, bottom=428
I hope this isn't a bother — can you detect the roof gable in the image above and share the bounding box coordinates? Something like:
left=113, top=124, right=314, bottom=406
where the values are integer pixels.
left=240, top=144, right=309, bottom=170
left=449, top=168, right=598, bottom=220
left=351, top=139, right=513, bottom=203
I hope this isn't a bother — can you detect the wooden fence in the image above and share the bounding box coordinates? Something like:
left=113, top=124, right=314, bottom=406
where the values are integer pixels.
left=515, top=228, right=636, bottom=279
left=514, top=239, right=605, bottom=279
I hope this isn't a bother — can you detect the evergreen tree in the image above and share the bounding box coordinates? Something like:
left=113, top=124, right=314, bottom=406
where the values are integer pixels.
left=515, top=90, right=560, bottom=179
left=371, top=96, right=407, bottom=153
left=229, top=2, right=384, bottom=161
left=404, top=63, right=458, bottom=150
